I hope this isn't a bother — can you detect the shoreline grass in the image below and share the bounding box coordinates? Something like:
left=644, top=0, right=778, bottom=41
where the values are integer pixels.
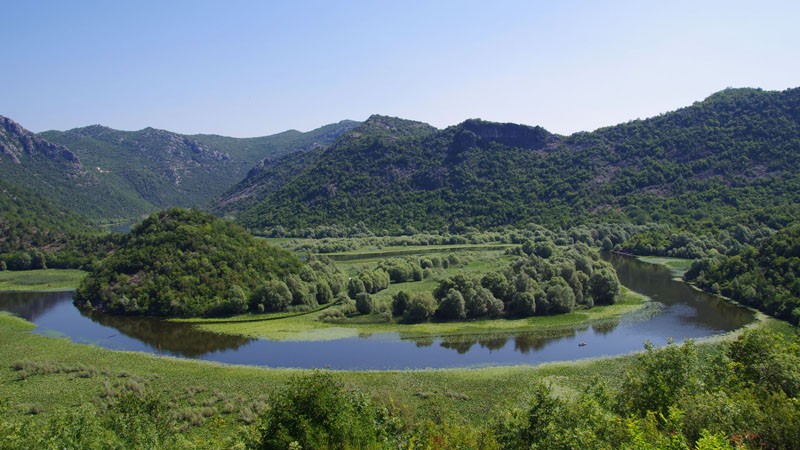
left=635, top=255, right=693, bottom=277
left=0, top=269, right=87, bottom=292
left=0, top=309, right=788, bottom=447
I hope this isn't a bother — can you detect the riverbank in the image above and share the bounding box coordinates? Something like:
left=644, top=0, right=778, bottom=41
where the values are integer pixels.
left=635, top=255, right=693, bottom=278
left=0, top=269, right=86, bottom=292
left=0, top=308, right=790, bottom=447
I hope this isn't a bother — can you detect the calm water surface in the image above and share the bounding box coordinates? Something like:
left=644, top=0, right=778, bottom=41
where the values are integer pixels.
left=0, top=254, right=754, bottom=370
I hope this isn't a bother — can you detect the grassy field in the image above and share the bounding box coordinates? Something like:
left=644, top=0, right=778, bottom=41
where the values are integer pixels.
left=0, top=269, right=87, bottom=291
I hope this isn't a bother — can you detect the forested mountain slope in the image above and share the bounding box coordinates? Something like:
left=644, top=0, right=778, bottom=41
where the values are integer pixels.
left=39, top=120, right=359, bottom=219
left=0, top=178, right=92, bottom=257
left=0, top=115, right=148, bottom=220
left=226, top=88, right=800, bottom=234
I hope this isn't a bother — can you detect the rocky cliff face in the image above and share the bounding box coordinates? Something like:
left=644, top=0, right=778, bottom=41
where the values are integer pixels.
left=0, top=115, right=84, bottom=174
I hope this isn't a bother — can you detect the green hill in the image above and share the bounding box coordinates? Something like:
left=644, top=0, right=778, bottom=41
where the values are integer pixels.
left=226, top=88, right=800, bottom=234
left=74, top=209, right=345, bottom=317
left=188, top=119, right=360, bottom=163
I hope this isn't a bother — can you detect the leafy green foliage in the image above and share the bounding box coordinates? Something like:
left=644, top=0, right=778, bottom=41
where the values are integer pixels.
left=74, top=209, right=316, bottom=317
left=411, top=243, right=618, bottom=322
left=493, top=382, right=626, bottom=450
left=232, top=88, right=800, bottom=236
left=619, top=339, right=701, bottom=418
left=402, top=292, right=438, bottom=323
left=686, top=224, right=800, bottom=324
left=255, top=371, right=388, bottom=450
left=0, top=391, right=181, bottom=449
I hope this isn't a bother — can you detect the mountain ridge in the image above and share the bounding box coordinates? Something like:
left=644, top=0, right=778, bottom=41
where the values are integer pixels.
left=38, top=119, right=360, bottom=219
left=225, top=87, right=800, bottom=233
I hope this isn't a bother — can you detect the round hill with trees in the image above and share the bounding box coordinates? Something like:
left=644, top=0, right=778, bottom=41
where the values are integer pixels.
left=75, top=208, right=345, bottom=317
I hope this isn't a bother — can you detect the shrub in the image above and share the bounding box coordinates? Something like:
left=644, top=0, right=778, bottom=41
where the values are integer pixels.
left=355, top=293, right=373, bottom=315
left=436, top=289, right=466, bottom=320
left=256, top=371, right=384, bottom=450
left=403, top=293, right=437, bottom=323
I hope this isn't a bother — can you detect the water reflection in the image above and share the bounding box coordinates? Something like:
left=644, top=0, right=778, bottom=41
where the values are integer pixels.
left=79, top=308, right=252, bottom=357
left=408, top=317, right=624, bottom=356
left=605, top=253, right=754, bottom=330
left=0, top=254, right=756, bottom=369
left=0, top=290, right=65, bottom=321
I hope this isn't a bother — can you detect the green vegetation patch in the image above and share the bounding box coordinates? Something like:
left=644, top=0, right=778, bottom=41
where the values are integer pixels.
left=636, top=256, right=693, bottom=277
left=75, top=209, right=314, bottom=317
left=193, top=288, right=646, bottom=341
left=0, top=269, right=86, bottom=291
left=686, top=223, right=800, bottom=325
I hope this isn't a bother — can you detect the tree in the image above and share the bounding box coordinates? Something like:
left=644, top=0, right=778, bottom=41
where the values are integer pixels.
left=534, top=242, right=555, bottom=259
left=482, top=271, right=511, bottom=302
left=251, top=280, right=292, bottom=312
left=392, top=291, right=412, bottom=316
left=509, top=291, right=536, bottom=317
left=257, top=371, right=382, bottom=450
left=545, top=277, right=576, bottom=314
left=316, top=281, right=333, bottom=304
left=347, top=277, right=366, bottom=299
left=727, top=329, right=800, bottom=398
left=436, top=288, right=466, bottom=320
left=619, top=339, right=700, bottom=418
left=355, top=292, right=373, bottom=315
left=590, top=268, right=620, bottom=305
left=403, top=293, right=437, bottom=323
left=286, top=274, right=313, bottom=306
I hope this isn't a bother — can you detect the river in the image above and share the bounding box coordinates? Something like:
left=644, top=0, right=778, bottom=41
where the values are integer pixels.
left=0, top=254, right=754, bottom=369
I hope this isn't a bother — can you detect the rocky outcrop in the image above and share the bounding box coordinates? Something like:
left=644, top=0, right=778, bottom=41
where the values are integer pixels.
left=0, top=115, right=84, bottom=173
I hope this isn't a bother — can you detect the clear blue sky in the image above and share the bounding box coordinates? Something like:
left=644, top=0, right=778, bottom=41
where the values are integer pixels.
left=2, top=0, right=798, bottom=137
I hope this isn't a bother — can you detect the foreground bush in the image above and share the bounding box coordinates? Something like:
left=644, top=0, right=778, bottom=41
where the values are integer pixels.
left=255, top=371, right=388, bottom=450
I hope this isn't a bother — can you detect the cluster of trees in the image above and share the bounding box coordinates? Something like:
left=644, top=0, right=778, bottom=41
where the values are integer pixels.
left=378, top=255, right=461, bottom=282
left=249, top=255, right=346, bottom=314
left=5, top=329, right=797, bottom=449
left=75, top=209, right=346, bottom=318
left=616, top=223, right=776, bottom=259
left=685, top=224, right=800, bottom=325
left=275, top=221, right=778, bottom=267
left=493, top=329, right=800, bottom=450
left=0, top=233, right=123, bottom=272
left=340, top=254, right=467, bottom=317
left=391, top=242, right=620, bottom=323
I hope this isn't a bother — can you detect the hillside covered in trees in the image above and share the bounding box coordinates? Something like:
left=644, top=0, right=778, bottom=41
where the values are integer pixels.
left=686, top=224, right=800, bottom=325
left=74, top=209, right=346, bottom=317
left=223, top=88, right=800, bottom=235
left=40, top=120, right=359, bottom=220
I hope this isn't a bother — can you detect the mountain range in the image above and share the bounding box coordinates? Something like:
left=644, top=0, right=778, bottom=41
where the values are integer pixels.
left=228, top=88, right=800, bottom=233
left=1, top=87, right=799, bottom=252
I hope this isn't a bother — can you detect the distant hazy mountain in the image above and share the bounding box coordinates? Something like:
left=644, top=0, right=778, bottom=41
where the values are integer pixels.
left=38, top=120, right=359, bottom=219
left=0, top=115, right=150, bottom=221
left=224, top=88, right=800, bottom=233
